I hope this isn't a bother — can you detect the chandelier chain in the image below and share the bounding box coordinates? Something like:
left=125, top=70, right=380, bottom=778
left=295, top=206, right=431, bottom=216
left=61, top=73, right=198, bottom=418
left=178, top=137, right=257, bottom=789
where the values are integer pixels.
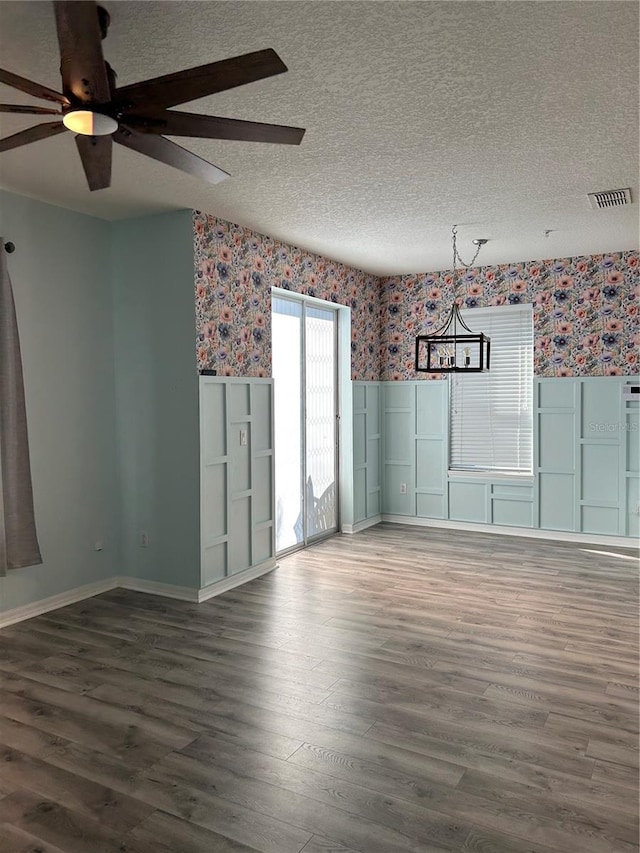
left=451, top=225, right=485, bottom=307
left=452, top=225, right=484, bottom=270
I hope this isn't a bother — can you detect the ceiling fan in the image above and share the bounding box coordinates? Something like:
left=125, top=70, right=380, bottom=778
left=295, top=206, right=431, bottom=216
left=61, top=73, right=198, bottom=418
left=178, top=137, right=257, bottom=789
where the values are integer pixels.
left=0, top=1, right=305, bottom=190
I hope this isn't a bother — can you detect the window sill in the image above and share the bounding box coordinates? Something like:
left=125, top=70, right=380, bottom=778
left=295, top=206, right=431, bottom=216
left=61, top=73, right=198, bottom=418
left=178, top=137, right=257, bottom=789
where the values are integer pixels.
left=448, top=470, right=534, bottom=484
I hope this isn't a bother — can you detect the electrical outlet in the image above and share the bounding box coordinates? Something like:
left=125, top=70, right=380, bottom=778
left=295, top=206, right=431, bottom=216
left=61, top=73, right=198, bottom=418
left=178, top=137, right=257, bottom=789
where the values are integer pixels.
left=399, top=483, right=407, bottom=495
left=239, top=428, right=248, bottom=446
left=636, top=503, right=640, bottom=517
left=139, top=530, right=149, bottom=547
left=94, top=540, right=104, bottom=552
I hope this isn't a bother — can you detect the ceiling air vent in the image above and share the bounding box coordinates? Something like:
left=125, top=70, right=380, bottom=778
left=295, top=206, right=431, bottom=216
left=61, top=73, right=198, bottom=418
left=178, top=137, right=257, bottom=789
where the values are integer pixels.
left=587, top=188, right=632, bottom=209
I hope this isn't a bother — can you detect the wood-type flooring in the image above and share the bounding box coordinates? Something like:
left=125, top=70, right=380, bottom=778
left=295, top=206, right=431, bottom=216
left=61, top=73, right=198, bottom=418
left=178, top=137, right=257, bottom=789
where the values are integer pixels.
left=0, top=523, right=638, bottom=853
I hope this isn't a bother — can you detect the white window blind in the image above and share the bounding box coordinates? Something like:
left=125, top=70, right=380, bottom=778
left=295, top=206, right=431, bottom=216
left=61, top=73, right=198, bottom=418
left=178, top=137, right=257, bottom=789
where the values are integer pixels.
left=449, top=303, right=533, bottom=474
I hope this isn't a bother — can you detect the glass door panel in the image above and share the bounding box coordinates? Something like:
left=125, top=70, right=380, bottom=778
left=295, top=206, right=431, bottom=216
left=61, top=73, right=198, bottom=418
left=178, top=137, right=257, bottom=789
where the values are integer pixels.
left=305, top=306, right=337, bottom=539
left=272, top=297, right=303, bottom=552
left=272, top=294, right=339, bottom=555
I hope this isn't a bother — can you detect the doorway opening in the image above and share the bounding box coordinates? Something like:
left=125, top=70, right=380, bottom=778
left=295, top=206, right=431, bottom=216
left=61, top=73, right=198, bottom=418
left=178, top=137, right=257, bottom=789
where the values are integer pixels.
left=272, top=292, right=339, bottom=554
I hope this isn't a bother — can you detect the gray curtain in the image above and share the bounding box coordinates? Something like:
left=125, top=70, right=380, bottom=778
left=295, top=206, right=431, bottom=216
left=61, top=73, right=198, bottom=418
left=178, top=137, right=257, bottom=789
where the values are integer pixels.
left=0, top=241, right=42, bottom=575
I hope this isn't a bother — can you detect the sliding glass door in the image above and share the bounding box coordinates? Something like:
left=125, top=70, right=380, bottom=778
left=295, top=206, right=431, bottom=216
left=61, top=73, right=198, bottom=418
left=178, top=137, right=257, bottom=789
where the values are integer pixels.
left=272, top=297, right=304, bottom=552
left=272, top=294, right=338, bottom=554
left=304, top=305, right=338, bottom=541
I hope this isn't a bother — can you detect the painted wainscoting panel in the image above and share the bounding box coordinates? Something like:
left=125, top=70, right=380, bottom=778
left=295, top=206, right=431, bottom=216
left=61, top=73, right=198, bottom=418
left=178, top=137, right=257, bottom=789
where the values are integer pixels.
left=448, top=480, right=534, bottom=527
left=538, top=473, right=575, bottom=532
left=536, top=376, right=639, bottom=537
left=201, top=380, right=227, bottom=580
left=627, top=480, right=639, bottom=539
left=578, top=379, right=625, bottom=536
left=492, top=498, right=533, bottom=527
left=579, top=379, right=623, bottom=536
left=536, top=380, right=577, bottom=532
left=449, top=480, right=487, bottom=523
left=200, top=376, right=275, bottom=588
left=382, top=382, right=414, bottom=516
left=353, top=382, right=382, bottom=524
left=491, top=483, right=534, bottom=528
left=626, top=401, right=640, bottom=539
left=381, top=377, right=638, bottom=542
left=621, top=381, right=638, bottom=539
left=416, top=382, right=448, bottom=519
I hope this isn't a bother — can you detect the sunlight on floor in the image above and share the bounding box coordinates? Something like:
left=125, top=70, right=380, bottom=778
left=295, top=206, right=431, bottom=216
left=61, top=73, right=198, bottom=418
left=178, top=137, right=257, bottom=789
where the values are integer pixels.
left=580, top=548, right=639, bottom=562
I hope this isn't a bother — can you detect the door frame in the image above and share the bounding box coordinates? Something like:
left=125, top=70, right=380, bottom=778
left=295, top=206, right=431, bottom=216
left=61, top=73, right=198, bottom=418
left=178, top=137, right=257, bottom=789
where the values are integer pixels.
left=272, top=287, right=352, bottom=555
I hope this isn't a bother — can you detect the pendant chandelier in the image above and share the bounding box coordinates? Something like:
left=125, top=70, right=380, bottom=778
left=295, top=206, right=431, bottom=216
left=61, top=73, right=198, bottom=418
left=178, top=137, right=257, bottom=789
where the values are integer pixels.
left=415, top=226, right=490, bottom=373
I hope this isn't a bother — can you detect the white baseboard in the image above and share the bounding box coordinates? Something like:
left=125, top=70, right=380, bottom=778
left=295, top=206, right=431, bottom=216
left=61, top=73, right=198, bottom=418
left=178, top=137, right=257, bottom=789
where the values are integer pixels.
left=197, top=559, right=277, bottom=602
left=342, top=515, right=382, bottom=535
left=0, top=577, right=120, bottom=629
left=0, top=561, right=279, bottom=629
left=381, top=514, right=639, bottom=550
left=118, top=576, right=199, bottom=602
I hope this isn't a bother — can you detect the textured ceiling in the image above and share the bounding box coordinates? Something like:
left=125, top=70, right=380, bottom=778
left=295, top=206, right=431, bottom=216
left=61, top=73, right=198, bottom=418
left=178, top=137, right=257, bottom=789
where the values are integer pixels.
left=0, top=1, right=638, bottom=275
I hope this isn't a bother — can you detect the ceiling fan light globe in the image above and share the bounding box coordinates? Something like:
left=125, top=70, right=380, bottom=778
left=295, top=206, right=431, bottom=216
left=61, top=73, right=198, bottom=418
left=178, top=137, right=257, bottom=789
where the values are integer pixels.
left=63, top=110, right=117, bottom=136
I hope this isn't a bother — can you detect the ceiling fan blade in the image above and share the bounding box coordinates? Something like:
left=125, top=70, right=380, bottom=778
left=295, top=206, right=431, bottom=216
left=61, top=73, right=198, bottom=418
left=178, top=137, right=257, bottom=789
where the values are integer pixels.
left=0, top=68, right=67, bottom=105
left=75, top=133, right=112, bottom=191
left=53, top=1, right=111, bottom=104
left=0, top=104, right=61, bottom=115
left=126, top=110, right=306, bottom=145
left=115, top=48, right=288, bottom=111
left=115, top=126, right=229, bottom=185
left=0, top=121, right=65, bottom=153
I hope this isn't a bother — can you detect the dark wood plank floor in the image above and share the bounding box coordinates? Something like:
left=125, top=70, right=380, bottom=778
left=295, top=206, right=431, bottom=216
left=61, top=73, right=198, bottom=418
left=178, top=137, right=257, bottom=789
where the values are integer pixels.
left=0, top=523, right=638, bottom=853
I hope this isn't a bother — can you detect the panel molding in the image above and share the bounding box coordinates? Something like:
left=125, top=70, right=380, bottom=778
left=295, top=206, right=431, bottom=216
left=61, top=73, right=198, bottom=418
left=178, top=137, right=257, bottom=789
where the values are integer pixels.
left=353, top=381, right=382, bottom=523
left=415, top=381, right=448, bottom=520
left=200, top=376, right=275, bottom=585
left=536, top=379, right=578, bottom=531
left=382, top=382, right=414, bottom=516
left=381, top=377, right=638, bottom=541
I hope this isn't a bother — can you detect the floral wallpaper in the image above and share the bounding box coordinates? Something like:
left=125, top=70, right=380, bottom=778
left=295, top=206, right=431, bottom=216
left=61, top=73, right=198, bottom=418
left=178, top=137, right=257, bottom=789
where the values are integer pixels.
left=194, top=212, right=380, bottom=380
left=194, top=212, right=638, bottom=382
left=380, top=250, right=639, bottom=380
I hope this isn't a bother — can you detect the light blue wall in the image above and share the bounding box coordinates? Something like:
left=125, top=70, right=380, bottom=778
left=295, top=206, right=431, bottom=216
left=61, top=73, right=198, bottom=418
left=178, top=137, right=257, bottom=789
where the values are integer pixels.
left=380, top=377, right=639, bottom=540
left=1, top=198, right=249, bottom=611
left=111, top=210, right=200, bottom=588
left=0, top=191, right=120, bottom=611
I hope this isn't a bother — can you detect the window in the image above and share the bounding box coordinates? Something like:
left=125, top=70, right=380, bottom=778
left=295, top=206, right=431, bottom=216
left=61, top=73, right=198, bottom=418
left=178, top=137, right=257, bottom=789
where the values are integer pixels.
left=449, top=303, right=533, bottom=475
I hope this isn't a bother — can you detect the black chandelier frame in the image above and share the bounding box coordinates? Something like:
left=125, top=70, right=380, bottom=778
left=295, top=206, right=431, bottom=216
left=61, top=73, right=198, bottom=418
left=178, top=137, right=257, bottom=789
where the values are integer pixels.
left=415, top=227, right=491, bottom=374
